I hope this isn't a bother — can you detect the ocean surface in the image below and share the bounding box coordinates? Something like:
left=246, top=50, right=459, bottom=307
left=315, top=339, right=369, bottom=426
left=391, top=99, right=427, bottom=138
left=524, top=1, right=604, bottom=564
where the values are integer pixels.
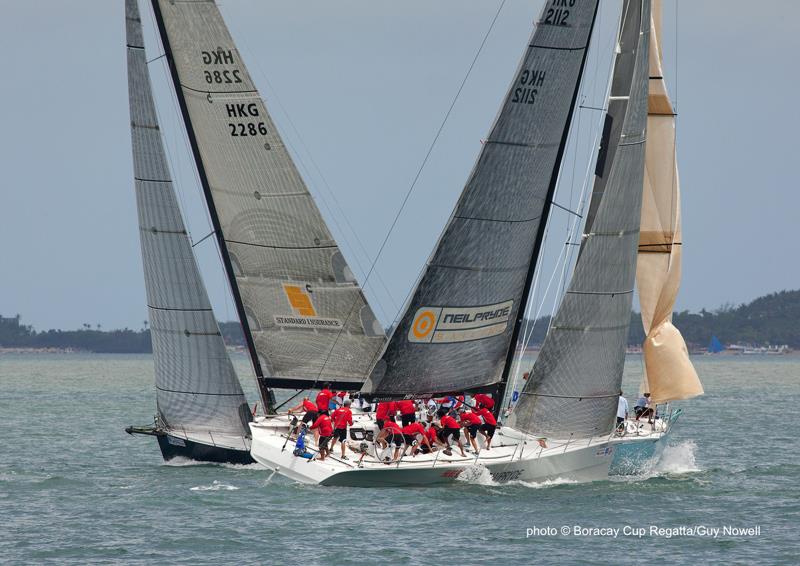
left=1, top=353, right=798, bottom=565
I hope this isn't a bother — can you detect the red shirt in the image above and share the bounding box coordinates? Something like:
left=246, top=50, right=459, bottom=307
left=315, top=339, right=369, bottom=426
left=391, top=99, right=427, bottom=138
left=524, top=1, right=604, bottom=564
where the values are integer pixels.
left=473, top=394, right=495, bottom=409
left=310, top=414, right=333, bottom=436
left=477, top=407, right=497, bottom=426
left=401, top=422, right=426, bottom=437
left=453, top=395, right=465, bottom=410
left=382, top=420, right=402, bottom=432
left=440, top=415, right=460, bottom=429
left=398, top=399, right=416, bottom=415
left=425, top=427, right=439, bottom=445
left=375, top=401, right=396, bottom=419
left=460, top=411, right=482, bottom=426
left=302, top=399, right=317, bottom=413
left=332, top=407, right=353, bottom=430
left=316, top=389, right=333, bottom=412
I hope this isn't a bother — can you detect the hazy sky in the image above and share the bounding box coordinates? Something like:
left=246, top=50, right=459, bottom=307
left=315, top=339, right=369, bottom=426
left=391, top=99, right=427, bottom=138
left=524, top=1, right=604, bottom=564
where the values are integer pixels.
left=1, top=1, right=798, bottom=331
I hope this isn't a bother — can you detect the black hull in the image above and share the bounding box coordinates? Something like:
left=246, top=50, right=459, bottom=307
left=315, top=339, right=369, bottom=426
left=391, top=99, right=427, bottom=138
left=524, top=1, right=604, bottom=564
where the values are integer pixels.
left=156, top=434, right=255, bottom=465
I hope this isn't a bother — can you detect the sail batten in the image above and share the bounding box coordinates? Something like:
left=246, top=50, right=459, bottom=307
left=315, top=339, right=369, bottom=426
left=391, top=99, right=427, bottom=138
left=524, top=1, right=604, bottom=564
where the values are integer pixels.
left=150, top=0, right=385, bottom=394
left=126, top=0, right=250, bottom=435
left=513, top=0, right=651, bottom=440
left=364, top=1, right=600, bottom=399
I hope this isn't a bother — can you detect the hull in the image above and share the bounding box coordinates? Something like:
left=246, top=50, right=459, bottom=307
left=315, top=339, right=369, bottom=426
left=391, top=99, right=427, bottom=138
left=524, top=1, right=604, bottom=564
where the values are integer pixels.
left=609, top=411, right=680, bottom=475
left=157, top=433, right=255, bottom=465
left=249, top=415, right=613, bottom=487
left=127, top=425, right=255, bottom=465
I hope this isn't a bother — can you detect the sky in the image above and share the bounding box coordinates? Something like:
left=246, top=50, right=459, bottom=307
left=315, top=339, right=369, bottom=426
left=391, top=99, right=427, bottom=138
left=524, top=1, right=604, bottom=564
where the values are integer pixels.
left=0, top=0, right=798, bottom=331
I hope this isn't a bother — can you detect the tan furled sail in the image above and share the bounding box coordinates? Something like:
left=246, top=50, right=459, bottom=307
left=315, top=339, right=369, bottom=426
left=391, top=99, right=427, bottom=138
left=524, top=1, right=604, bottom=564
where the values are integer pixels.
left=637, top=0, right=702, bottom=403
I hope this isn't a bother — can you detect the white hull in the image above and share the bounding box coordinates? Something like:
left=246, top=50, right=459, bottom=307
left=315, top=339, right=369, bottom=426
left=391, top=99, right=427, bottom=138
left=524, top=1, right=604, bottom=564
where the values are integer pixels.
left=249, top=414, right=614, bottom=487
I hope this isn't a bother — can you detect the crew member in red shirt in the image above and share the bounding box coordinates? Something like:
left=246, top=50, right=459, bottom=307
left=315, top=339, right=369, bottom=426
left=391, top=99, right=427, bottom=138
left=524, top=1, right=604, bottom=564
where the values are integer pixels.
left=424, top=423, right=441, bottom=453
left=375, top=400, right=396, bottom=430
left=473, top=393, right=495, bottom=410
left=438, top=414, right=466, bottom=457
left=400, top=421, right=430, bottom=456
left=398, top=399, right=417, bottom=426
left=477, top=406, right=497, bottom=450
left=315, top=384, right=334, bottom=415
left=459, top=409, right=483, bottom=452
left=376, top=418, right=403, bottom=462
left=287, top=396, right=319, bottom=427
left=330, top=400, right=354, bottom=459
left=309, top=412, right=333, bottom=460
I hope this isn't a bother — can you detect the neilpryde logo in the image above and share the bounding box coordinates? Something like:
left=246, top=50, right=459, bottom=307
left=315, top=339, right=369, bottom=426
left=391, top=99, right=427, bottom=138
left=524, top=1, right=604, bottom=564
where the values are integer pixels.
left=407, top=300, right=513, bottom=344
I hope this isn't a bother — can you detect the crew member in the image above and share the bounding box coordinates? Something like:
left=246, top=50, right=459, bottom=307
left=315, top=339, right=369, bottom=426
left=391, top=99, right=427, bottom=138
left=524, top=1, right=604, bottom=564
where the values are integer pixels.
left=459, top=409, right=483, bottom=452
left=398, top=398, right=417, bottom=426
left=376, top=418, right=403, bottom=462
left=476, top=405, right=497, bottom=450
left=435, top=396, right=454, bottom=417
left=400, top=421, right=430, bottom=456
left=634, top=392, right=653, bottom=419
left=309, top=412, right=333, bottom=461
left=438, top=413, right=466, bottom=457
left=316, top=384, right=334, bottom=416
left=288, top=396, right=319, bottom=426
left=617, top=391, right=629, bottom=430
left=472, top=393, right=495, bottom=410
left=330, top=400, right=354, bottom=459
left=375, top=400, right=396, bottom=430
left=423, top=423, right=441, bottom=453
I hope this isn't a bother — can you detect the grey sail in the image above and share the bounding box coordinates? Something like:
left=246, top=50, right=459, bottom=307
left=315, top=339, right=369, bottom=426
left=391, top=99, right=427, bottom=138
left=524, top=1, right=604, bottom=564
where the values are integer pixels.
left=364, top=0, right=600, bottom=398
left=514, top=0, right=651, bottom=440
left=126, top=0, right=251, bottom=436
left=150, top=0, right=385, bottom=393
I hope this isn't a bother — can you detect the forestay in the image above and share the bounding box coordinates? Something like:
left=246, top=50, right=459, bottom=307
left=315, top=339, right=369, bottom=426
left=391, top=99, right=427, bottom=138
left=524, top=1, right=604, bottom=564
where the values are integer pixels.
left=126, top=0, right=251, bottom=435
left=637, top=0, right=703, bottom=403
left=364, top=0, right=600, bottom=398
left=514, top=0, right=651, bottom=439
left=151, top=0, right=385, bottom=391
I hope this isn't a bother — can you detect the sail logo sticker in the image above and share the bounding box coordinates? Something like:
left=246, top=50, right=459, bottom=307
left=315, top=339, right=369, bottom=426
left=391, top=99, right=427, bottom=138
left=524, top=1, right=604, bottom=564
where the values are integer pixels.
left=276, top=284, right=343, bottom=330
left=407, top=300, right=513, bottom=344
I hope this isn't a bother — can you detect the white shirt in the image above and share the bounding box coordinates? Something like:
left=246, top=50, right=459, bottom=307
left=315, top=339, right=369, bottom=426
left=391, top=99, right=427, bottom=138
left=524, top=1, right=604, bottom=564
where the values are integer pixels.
left=617, top=396, right=629, bottom=419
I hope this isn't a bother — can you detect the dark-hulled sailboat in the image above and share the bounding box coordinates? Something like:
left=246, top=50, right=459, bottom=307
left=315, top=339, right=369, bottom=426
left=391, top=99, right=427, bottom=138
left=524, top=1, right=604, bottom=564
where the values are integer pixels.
left=125, top=0, right=385, bottom=463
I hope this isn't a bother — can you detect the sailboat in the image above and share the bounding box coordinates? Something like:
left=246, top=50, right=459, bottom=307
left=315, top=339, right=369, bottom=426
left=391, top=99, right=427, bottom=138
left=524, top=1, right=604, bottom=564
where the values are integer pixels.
left=123, top=0, right=254, bottom=464
left=609, top=0, right=704, bottom=473
left=708, top=336, right=724, bottom=354
left=250, top=0, right=655, bottom=486
left=125, top=0, right=387, bottom=463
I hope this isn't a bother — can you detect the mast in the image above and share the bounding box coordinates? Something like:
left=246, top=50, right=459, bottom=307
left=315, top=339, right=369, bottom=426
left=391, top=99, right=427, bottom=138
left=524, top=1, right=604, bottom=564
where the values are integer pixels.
left=496, top=1, right=601, bottom=412
left=149, top=0, right=271, bottom=410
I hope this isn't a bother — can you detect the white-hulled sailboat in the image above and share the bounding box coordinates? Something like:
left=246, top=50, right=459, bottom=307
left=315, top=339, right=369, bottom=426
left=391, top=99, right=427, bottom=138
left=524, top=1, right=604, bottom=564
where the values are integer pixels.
left=609, top=0, right=704, bottom=473
left=251, top=0, right=656, bottom=486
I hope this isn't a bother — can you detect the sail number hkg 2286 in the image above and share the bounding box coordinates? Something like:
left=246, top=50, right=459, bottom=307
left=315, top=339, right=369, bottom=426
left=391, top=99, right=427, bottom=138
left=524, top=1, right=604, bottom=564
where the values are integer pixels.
left=225, top=103, right=267, bottom=138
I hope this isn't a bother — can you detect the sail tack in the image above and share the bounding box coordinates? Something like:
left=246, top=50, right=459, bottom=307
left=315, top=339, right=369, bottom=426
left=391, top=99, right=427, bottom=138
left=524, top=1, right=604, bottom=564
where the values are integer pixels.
left=364, top=0, right=600, bottom=398
left=637, top=0, right=703, bottom=403
left=514, top=0, right=651, bottom=439
left=126, top=0, right=250, bottom=435
left=151, top=0, right=385, bottom=391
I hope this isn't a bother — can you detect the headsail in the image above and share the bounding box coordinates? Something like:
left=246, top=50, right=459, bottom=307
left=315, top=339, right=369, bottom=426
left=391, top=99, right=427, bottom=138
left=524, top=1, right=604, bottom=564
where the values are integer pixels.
left=363, top=0, right=600, bottom=398
left=636, top=0, right=703, bottom=403
left=514, top=0, right=651, bottom=439
left=126, top=0, right=251, bottom=435
left=149, top=0, right=385, bottom=394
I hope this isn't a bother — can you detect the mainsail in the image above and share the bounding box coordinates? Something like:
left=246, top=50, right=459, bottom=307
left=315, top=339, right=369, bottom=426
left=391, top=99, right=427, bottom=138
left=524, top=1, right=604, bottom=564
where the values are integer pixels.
left=636, top=0, right=703, bottom=403
left=514, top=0, right=651, bottom=439
left=149, top=0, right=385, bottom=395
left=364, top=0, right=600, bottom=398
left=126, top=0, right=251, bottom=436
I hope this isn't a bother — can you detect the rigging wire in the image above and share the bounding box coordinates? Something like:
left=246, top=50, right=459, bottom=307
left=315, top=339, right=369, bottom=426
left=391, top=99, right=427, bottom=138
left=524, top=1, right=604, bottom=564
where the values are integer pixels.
left=311, top=0, right=509, bottom=385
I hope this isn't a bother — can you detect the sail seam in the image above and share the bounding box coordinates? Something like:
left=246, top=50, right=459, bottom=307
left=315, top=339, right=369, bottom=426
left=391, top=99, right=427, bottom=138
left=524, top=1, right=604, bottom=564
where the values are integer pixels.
left=127, top=44, right=145, bottom=50
left=140, top=227, right=187, bottom=235
left=132, top=122, right=160, bottom=130
left=156, top=386, right=245, bottom=397
left=520, top=392, right=619, bottom=399
left=585, top=229, right=639, bottom=237
left=225, top=239, right=338, bottom=251
left=429, top=263, right=527, bottom=274
left=565, top=289, right=633, bottom=296
left=484, top=139, right=559, bottom=149
left=619, top=138, right=646, bottom=147
left=147, top=305, right=213, bottom=312
left=550, top=323, right=630, bottom=332
left=135, top=177, right=171, bottom=183
left=529, top=44, right=587, bottom=52
left=453, top=214, right=542, bottom=224
left=180, top=83, right=258, bottom=96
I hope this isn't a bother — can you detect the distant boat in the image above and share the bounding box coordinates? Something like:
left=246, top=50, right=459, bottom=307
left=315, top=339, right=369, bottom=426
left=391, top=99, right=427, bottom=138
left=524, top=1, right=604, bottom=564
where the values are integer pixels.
left=708, top=336, right=724, bottom=354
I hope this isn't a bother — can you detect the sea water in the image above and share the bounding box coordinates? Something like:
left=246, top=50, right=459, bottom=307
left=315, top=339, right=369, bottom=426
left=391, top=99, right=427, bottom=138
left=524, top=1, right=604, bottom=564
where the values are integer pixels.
left=1, top=353, right=798, bottom=564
